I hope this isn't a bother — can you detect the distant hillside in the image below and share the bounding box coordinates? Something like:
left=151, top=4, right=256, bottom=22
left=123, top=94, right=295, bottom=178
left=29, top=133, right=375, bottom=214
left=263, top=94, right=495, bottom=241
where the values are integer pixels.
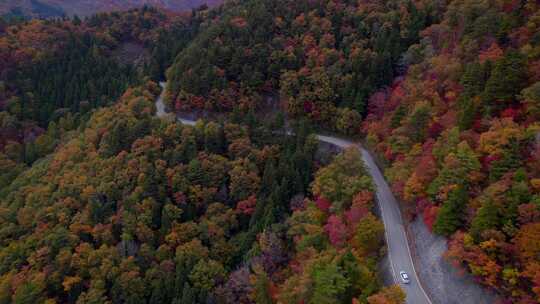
left=0, top=0, right=222, bottom=18
left=0, top=0, right=65, bottom=18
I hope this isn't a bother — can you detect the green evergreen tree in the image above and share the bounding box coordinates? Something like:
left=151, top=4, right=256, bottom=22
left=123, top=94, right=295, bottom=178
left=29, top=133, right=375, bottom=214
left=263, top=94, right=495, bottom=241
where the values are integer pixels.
left=181, top=137, right=198, bottom=163
left=24, top=141, right=37, bottom=165
left=203, top=122, right=222, bottom=153
left=408, top=104, right=430, bottom=142
left=149, top=279, right=166, bottom=304
left=503, top=168, right=531, bottom=225
left=391, top=104, right=407, bottom=128
left=180, top=282, right=196, bottom=304
left=460, top=61, right=488, bottom=97
left=187, top=159, right=205, bottom=185
left=354, top=91, right=367, bottom=117
left=483, top=51, right=527, bottom=106
left=470, top=199, right=500, bottom=240
left=254, top=272, right=273, bottom=304
left=433, top=186, right=469, bottom=236
left=338, top=250, right=361, bottom=303
left=457, top=96, right=476, bottom=131
left=260, top=160, right=277, bottom=197
left=12, top=282, right=43, bottom=304
left=489, top=138, right=521, bottom=182
left=174, top=265, right=188, bottom=300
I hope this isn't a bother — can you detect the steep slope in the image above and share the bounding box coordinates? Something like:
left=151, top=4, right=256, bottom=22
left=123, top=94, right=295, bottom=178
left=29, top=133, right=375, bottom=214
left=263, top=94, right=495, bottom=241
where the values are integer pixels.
left=0, top=7, right=201, bottom=188
left=0, top=81, right=396, bottom=303
left=363, top=0, right=540, bottom=302
left=165, top=0, right=442, bottom=133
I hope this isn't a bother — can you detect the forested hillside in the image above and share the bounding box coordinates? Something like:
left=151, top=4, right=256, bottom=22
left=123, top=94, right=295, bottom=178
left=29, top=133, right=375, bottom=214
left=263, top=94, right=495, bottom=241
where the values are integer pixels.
left=0, top=81, right=396, bottom=303
left=0, top=6, right=203, bottom=187
left=165, top=0, right=443, bottom=133
left=1, top=0, right=540, bottom=303
left=165, top=0, right=540, bottom=301
left=0, top=0, right=65, bottom=19
left=362, top=0, right=540, bottom=302
left=0, top=0, right=222, bottom=18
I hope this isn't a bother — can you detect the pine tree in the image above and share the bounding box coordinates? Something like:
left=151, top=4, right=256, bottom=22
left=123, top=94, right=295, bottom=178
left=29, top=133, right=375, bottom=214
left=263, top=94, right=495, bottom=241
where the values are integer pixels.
left=470, top=199, right=500, bottom=240
left=503, top=168, right=531, bottom=224
left=457, top=96, right=476, bottom=131
left=408, top=104, right=430, bottom=143
left=433, top=186, right=468, bottom=236
left=197, top=290, right=208, bottom=303
left=460, top=61, right=488, bottom=97
left=181, top=137, right=198, bottom=163
left=12, top=282, right=43, bottom=304
left=483, top=51, right=527, bottom=106
left=489, top=138, right=522, bottom=182
left=187, top=159, right=205, bottom=185
left=249, top=198, right=267, bottom=229
left=390, top=104, right=407, bottom=128
left=338, top=250, right=361, bottom=303
left=204, top=122, right=225, bottom=154
left=355, top=91, right=367, bottom=117
left=293, top=170, right=305, bottom=195
left=180, top=282, right=196, bottom=304
left=174, top=265, right=188, bottom=300
left=149, top=279, right=166, bottom=304
left=254, top=272, right=273, bottom=304
left=24, top=141, right=37, bottom=165
left=261, top=197, right=278, bottom=229
left=260, top=160, right=277, bottom=197
left=231, top=105, right=243, bottom=124
left=245, top=108, right=258, bottom=131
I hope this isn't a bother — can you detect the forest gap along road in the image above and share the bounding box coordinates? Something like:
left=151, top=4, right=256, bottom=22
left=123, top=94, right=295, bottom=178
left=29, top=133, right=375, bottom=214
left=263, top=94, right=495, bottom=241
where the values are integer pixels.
left=156, top=82, right=432, bottom=304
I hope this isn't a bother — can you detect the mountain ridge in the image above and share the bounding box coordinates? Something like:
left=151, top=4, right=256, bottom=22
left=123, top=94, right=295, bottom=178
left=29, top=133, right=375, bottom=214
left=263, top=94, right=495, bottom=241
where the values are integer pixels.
left=0, top=0, right=222, bottom=18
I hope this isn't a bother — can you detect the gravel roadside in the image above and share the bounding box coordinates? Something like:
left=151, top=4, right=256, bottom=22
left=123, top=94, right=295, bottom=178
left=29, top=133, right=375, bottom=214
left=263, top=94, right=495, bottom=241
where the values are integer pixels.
left=409, top=217, right=500, bottom=304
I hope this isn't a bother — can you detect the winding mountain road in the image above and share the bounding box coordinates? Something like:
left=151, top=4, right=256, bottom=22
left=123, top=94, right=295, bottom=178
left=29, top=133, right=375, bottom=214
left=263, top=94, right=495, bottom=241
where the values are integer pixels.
left=156, top=82, right=432, bottom=304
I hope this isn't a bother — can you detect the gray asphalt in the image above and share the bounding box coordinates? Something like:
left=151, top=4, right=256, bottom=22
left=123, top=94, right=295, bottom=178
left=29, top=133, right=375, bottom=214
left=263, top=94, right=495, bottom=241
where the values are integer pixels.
left=156, top=83, right=432, bottom=304
left=317, top=135, right=431, bottom=304
left=156, top=82, right=169, bottom=118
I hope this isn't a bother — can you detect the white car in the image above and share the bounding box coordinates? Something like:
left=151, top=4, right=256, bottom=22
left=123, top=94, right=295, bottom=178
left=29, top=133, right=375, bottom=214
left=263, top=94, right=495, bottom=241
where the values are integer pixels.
left=399, top=271, right=410, bottom=284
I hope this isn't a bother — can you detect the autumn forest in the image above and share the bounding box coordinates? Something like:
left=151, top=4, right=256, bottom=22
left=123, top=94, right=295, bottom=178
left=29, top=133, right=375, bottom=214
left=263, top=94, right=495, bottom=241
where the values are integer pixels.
left=0, top=0, right=539, bottom=304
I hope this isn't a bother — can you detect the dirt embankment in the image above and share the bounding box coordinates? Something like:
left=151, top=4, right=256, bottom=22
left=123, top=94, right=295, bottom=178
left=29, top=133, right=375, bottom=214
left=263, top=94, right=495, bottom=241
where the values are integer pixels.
left=408, top=217, right=499, bottom=304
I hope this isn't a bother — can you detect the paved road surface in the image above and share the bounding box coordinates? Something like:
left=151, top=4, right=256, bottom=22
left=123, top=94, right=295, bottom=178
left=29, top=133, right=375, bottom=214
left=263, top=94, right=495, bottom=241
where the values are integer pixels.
left=156, top=83, right=432, bottom=304
left=156, top=82, right=168, bottom=117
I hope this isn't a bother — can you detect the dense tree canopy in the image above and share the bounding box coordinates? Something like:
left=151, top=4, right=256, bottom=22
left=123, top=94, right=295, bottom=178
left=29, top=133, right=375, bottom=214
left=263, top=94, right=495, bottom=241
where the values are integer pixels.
left=3, top=0, right=539, bottom=302
left=0, top=6, right=204, bottom=185
left=363, top=0, right=540, bottom=301
left=165, top=0, right=442, bottom=131
left=0, top=81, right=401, bottom=303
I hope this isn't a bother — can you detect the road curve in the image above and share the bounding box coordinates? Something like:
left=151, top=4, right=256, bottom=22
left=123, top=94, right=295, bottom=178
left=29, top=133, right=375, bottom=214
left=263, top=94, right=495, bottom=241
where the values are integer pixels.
left=320, top=135, right=432, bottom=304
left=156, top=82, right=432, bottom=304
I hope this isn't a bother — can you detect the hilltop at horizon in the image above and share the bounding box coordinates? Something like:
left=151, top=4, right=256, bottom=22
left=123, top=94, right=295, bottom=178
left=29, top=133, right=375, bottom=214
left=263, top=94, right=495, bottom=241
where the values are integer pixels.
left=0, top=0, right=223, bottom=18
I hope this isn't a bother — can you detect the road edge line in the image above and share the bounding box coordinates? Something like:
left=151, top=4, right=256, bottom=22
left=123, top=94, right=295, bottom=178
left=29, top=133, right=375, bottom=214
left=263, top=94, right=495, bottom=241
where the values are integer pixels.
left=360, top=145, right=433, bottom=304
